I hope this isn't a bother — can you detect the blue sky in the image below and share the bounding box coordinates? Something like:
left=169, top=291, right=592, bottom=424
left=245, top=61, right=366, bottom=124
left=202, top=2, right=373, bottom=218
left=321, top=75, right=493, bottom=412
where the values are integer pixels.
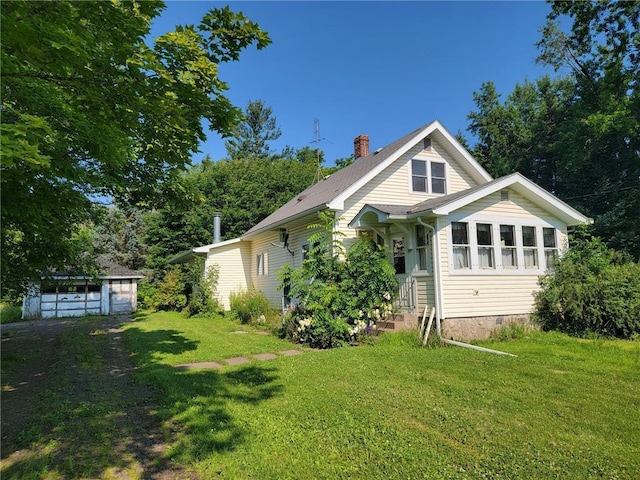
left=150, top=1, right=558, bottom=165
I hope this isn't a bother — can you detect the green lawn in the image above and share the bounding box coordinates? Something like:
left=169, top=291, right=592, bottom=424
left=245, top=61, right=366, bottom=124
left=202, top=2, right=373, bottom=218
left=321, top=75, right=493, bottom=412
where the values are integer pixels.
left=123, top=312, right=640, bottom=479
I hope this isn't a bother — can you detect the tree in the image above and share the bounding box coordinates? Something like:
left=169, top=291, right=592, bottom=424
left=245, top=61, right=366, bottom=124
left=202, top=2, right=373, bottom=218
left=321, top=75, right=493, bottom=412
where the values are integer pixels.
left=538, top=1, right=640, bottom=259
left=143, top=147, right=320, bottom=276
left=0, top=1, right=270, bottom=297
left=466, top=1, right=640, bottom=259
left=224, top=99, right=283, bottom=160
left=468, top=76, right=575, bottom=193
left=92, top=205, right=148, bottom=271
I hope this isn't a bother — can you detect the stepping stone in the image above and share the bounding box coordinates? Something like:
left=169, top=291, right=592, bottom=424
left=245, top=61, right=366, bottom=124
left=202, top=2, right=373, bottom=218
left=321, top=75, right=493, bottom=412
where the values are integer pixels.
left=175, top=361, right=223, bottom=370
left=252, top=353, right=277, bottom=361
left=254, top=331, right=271, bottom=336
left=279, top=349, right=304, bottom=356
left=225, top=356, right=250, bottom=365
left=230, top=331, right=249, bottom=334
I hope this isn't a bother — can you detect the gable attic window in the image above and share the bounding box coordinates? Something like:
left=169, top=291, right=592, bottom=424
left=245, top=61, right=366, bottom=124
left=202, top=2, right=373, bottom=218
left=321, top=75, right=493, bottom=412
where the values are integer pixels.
left=411, top=159, right=447, bottom=194
left=423, top=137, right=432, bottom=150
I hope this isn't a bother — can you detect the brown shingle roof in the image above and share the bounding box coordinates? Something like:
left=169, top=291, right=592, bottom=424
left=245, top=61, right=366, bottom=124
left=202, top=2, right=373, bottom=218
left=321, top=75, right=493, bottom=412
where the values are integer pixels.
left=96, top=257, right=144, bottom=278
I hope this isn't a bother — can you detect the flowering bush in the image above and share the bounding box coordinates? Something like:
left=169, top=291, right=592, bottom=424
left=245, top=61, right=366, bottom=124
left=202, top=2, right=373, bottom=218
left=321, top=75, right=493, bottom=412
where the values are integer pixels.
left=281, top=306, right=352, bottom=349
left=278, top=211, right=398, bottom=348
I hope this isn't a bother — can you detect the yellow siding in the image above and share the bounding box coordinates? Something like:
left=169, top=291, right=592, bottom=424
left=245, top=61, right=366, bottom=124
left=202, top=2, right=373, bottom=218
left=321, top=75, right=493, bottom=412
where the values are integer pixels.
left=455, top=190, right=553, bottom=220
left=442, top=274, right=540, bottom=318
left=415, top=275, right=435, bottom=315
left=251, top=232, right=285, bottom=309
left=337, top=137, right=480, bottom=236
left=206, top=241, right=252, bottom=310
left=438, top=189, right=569, bottom=319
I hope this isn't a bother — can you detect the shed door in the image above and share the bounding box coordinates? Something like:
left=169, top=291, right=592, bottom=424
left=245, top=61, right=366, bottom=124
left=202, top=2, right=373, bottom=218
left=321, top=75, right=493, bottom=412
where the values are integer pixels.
left=109, top=280, right=133, bottom=313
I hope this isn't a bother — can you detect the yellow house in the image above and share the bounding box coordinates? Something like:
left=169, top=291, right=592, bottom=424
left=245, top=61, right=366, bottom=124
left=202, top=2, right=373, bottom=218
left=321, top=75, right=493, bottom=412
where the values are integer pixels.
left=175, top=121, right=589, bottom=340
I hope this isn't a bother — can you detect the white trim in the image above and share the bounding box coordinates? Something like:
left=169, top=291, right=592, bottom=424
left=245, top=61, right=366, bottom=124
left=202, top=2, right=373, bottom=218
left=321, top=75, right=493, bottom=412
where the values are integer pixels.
left=446, top=215, right=564, bottom=275
left=194, top=237, right=244, bottom=253
left=409, top=156, right=448, bottom=195
left=328, top=120, right=492, bottom=210
left=432, top=172, right=590, bottom=226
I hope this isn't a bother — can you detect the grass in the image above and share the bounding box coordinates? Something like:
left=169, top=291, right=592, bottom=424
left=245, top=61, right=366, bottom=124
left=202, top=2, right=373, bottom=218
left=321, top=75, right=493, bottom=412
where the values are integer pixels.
left=1, top=316, right=166, bottom=479
left=2, top=311, right=638, bottom=478
left=0, top=302, right=22, bottom=324
left=124, top=311, right=298, bottom=366
left=121, top=312, right=640, bottom=479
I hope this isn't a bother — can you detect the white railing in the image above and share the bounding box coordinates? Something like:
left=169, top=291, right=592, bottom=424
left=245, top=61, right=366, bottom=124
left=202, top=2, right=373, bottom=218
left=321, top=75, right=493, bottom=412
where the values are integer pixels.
left=394, top=276, right=416, bottom=313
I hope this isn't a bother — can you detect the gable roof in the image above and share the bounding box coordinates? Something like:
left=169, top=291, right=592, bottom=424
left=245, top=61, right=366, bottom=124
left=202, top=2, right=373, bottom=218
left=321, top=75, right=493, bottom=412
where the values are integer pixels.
left=349, top=173, right=591, bottom=227
left=243, top=120, right=492, bottom=238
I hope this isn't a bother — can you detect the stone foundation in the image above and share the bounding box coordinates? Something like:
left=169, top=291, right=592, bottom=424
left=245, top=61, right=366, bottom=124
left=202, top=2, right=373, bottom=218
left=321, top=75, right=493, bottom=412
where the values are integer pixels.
left=441, top=314, right=535, bottom=341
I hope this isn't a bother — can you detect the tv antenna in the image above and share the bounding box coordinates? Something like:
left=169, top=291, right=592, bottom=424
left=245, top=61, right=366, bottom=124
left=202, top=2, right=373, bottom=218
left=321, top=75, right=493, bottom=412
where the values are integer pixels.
left=312, top=119, right=326, bottom=183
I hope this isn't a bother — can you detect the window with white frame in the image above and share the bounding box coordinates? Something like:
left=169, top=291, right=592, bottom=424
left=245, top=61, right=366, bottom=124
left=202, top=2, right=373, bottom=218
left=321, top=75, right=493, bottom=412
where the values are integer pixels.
left=256, top=252, right=268, bottom=276
left=522, top=226, right=538, bottom=269
left=416, top=225, right=431, bottom=272
left=452, top=222, right=470, bottom=270
left=476, top=223, right=495, bottom=269
left=431, top=161, right=446, bottom=194
left=411, top=159, right=447, bottom=194
left=500, top=224, right=517, bottom=268
left=450, top=220, right=560, bottom=273
left=543, top=227, right=558, bottom=268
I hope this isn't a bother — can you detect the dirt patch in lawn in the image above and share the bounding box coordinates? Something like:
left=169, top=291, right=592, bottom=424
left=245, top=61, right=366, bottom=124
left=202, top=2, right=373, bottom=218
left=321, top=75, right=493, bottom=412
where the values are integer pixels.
left=1, top=316, right=198, bottom=479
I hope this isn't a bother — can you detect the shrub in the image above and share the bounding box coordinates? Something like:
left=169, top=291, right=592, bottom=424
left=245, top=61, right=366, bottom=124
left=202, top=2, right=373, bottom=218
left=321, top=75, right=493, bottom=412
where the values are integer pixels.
left=147, top=267, right=187, bottom=312
left=0, top=302, right=22, bottom=324
left=533, top=233, right=640, bottom=338
left=280, top=306, right=351, bottom=349
left=185, top=264, right=221, bottom=317
left=229, top=288, right=270, bottom=324
left=277, top=211, right=398, bottom=348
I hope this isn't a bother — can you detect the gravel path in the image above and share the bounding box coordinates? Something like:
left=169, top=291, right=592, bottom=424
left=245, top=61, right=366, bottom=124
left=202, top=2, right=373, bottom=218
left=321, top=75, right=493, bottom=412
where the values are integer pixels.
left=1, top=316, right=197, bottom=479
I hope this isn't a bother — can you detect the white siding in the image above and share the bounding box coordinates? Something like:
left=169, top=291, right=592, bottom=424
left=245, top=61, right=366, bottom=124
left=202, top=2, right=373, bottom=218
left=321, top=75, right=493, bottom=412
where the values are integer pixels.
left=206, top=241, right=252, bottom=310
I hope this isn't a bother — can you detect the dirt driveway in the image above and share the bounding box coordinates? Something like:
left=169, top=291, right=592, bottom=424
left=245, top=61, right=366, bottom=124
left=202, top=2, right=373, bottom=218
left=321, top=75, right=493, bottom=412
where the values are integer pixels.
left=1, top=316, right=197, bottom=479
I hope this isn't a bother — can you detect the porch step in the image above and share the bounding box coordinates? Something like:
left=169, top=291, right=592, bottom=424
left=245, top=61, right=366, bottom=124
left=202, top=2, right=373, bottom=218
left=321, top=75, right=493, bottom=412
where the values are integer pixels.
left=378, top=313, right=419, bottom=332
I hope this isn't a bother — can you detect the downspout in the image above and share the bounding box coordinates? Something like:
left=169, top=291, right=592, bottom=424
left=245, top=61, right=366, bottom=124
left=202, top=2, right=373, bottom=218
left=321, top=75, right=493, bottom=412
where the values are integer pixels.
left=417, top=217, right=444, bottom=335
left=421, top=306, right=516, bottom=357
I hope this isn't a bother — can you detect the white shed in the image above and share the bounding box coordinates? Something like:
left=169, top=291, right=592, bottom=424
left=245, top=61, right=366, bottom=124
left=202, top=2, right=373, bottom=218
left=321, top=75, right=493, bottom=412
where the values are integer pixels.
left=22, top=258, right=144, bottom=319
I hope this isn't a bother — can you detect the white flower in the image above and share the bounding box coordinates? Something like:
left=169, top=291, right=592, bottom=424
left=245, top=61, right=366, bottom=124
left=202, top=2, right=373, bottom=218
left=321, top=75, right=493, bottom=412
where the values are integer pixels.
left=383, top=292, right=391, bottom=301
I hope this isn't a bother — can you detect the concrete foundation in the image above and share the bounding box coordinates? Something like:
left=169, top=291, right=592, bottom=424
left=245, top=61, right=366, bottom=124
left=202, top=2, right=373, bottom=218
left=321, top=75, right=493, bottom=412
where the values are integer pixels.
left=441, top=314, right=534, bottom=341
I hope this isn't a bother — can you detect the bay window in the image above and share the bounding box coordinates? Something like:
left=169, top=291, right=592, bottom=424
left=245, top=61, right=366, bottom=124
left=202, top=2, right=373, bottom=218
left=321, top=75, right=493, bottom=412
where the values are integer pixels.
left=450, top=220, right=561, bottom=273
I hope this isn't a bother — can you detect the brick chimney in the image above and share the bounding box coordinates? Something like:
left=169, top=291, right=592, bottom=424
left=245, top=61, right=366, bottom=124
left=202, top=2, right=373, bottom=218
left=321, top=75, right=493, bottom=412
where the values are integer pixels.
left=354, top=134, right=369, bottom=159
